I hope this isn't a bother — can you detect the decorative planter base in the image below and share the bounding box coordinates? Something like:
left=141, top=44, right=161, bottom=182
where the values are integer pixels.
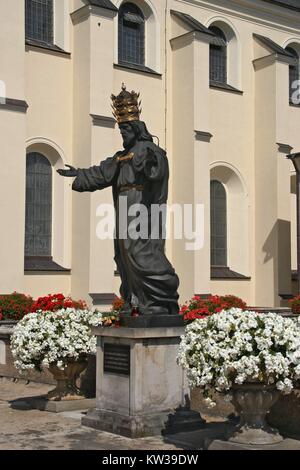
left=47, top=360, right=88, bottom=401
left=11, top=395, right=96, bottom=413
left=229, top=383, right=283, bottom=445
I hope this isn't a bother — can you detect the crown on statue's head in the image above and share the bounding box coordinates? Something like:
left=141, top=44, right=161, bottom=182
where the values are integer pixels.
left=111, top=83, right=142, bottom=124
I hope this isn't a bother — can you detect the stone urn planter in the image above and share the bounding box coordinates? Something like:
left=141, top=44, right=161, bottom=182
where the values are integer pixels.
left=229, top=383, right=283, bottom=445
left=47, top=358, right=88, bottom=401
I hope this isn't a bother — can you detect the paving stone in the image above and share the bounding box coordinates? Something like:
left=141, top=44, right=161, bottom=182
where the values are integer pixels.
left=1, top=378, right=300, bottom=450
left=0, top=379, right=181, bottom=450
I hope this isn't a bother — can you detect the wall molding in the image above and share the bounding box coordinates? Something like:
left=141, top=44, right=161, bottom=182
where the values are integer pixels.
left=90, top=114, right=116, bottom=128
left=0, top=98, right=28, bottom=113
left=71, top=3, right=117, bottom=25
left=277, top=142, right=294, bottom=154
left=89, top=293, right=116, bottom=306
left=195, top=130, right=213, bottom=142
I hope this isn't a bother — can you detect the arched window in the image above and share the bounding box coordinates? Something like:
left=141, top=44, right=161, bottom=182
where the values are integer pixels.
left=210, top=180, right=227, bottom=267
left=25, top=153, right=52, bottom=257
left=286, top=46, right=299, bottom=103
left=209, top=26, right=227, bottom=85
left=25, top=0, right=54, bottom=44
left=118, top=2, right=145, bottom=66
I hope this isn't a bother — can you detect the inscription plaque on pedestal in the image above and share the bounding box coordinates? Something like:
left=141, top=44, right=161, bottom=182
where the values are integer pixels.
left=103, top=343, right=130, bottom=376
left=82, top=327, right=204, bottom=438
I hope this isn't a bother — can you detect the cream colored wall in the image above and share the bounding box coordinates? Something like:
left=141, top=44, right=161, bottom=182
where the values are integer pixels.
left=211, top=280, right=252, bottom=304
left=254, top=56, right=280, bottom=307
left=24, top=4, right=73, bottom=298
left=0, top=110, right=27, bottom=294
left=24, top=274, right=71, bottom=299
left=171, top=33, right=196, bottom=303
left=71, top=11, right=92, bottom=302
left=89, top=12, right=116, bottom=296
left=88, top=2, right=168, bottom=304
left=0, top=1, right=25, bottom=100
left=0, top=2, right=26, bottom=294
left=168, top=0, right=300, bottom=306
left=1, top=0, right=300, bottom=308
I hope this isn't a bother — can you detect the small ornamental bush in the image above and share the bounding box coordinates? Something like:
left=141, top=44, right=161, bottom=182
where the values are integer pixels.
left=31, top=293, right=87, bottom=313
left=178, top=309, right=300, bottom=407
left=11, top=308, right=103, bottom=372
left=289, top=295, right=300, bottom=315
left=0, top=293, right=34, bottom=321
left=99, top=296, right=125, bottom=327
left=180, top=294, right=247, bottom=323
left=111, top=295, right=125, bottom=313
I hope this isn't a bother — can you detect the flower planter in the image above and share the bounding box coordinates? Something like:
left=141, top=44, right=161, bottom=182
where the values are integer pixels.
left=179, top=309, right=300, bottom=445
left=268, top=387, right=300, bottom=438
left=0, top=320, right=18, bottom=326
left=229, top=383, right=283, bottom=445
left=47, top=359, right=88, bottom=401
left=0, top=322, right=56, bottom=384
left=10, top=308, right=102, bottom=399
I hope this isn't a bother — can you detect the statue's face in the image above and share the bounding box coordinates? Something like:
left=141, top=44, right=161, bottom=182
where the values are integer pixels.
left=119, top=123, right=136, bottom=149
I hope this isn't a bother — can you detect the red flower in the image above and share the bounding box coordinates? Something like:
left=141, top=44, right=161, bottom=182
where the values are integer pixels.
left=111, top=296, right=125, bottom=312
left=31, top=293, right=87, bottom=313
left=180, top=294, right=247, bottom=324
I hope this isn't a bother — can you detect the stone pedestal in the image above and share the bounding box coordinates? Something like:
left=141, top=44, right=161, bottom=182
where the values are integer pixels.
left=82, top=326, right=204, bottom=438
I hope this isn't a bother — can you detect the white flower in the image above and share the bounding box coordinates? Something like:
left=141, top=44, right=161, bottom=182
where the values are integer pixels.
left=11, top=308, right=103, bottom=372
left=177, top=309, right=300, bottom=405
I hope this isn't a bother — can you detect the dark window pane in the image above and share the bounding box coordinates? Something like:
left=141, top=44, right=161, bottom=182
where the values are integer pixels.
left=209, top=26, right=227, bottom=84
left=25, top=153, right=52, bottom=257
left=118, top=2, right=145, bottom=66
left=25, top=0, right=53, bottom=44
left=211, top=180, right=227, bottom=266
left=286, top=46, right=299, bottom=102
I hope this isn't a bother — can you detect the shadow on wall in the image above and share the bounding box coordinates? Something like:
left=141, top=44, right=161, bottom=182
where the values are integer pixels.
left=262, top=219, right=291, bottom=307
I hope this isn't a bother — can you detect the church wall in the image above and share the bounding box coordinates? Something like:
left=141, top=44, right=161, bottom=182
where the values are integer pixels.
left=1, top=0, right=300, bottom=308
left=71, top=11, right=93, bottom=302
left=0, top=1, right=26, bottom=294
left=169, top=0, right=300, bottom=307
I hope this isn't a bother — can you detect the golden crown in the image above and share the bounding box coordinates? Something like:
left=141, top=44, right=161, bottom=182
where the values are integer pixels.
left=111, top=83, right=142, bottom=124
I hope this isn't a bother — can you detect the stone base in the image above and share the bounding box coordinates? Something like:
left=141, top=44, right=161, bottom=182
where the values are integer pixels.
left=119, top=315, right=184, bottom=328
left=228, top=426, right=283, bottom=445
left=82, top=408, right=170, bottom=438
left=11, top=395, right=96, bottom=413
left=208, top=438, right=300, bottom=450
left=165, top=424, right=300, bottom=450
left=162, top=407, right=205, bottom=435
left=85, top=326, right=204, bottom=438
left=268, top=389, right=300, bottom=439
left=82, top=407, right=204, bottom=439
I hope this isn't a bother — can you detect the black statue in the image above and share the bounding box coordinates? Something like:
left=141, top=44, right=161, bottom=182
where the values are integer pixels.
left=58, top=85, right=179, bottom=316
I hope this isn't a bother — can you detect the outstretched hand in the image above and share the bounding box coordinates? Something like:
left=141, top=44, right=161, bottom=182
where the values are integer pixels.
left=57, top=164, right=78, bottom=178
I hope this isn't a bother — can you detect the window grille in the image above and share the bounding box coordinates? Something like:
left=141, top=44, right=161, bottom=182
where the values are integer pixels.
left=210, top=180, right=227, bottom=267
left=25, top=0, right=54, bottom=44
left=118, top=2, right=145, bottom=66
left=209, top=26, right=227, bottom=84
left=25, top=153, right=52, bottom=257
left=286, top=46, right=299, bottom=103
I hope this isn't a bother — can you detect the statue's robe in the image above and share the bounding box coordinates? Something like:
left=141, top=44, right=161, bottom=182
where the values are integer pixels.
left=72, top=140, right=179, bottom=315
